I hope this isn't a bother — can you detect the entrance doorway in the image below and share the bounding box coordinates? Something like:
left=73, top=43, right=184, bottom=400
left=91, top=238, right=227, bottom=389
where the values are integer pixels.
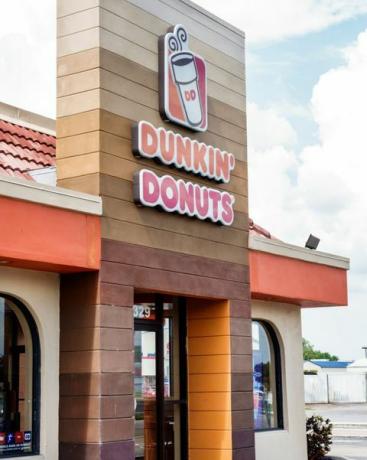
left=134, top=295, right=187, bottom=460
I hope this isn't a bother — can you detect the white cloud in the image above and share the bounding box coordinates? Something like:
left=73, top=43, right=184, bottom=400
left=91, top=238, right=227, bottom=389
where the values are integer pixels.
left=247, top=103, right=298, bottom=150
left=193, top=0, right=367, bottom=43
left=248, top=29, right=367, bottom=359
left=0, top=0, right=56, bottom=117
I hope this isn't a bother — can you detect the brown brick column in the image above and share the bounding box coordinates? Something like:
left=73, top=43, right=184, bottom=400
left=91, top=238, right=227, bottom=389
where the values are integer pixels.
left=59, top=272, right=135, bottom=459
left=230, top=300, right=255, bottom=460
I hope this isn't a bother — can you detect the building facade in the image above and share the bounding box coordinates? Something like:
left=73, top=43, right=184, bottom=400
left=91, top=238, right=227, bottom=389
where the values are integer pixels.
left=57, top=1, right=251, bottom=459
left=0, top=1, right=350, bottom=460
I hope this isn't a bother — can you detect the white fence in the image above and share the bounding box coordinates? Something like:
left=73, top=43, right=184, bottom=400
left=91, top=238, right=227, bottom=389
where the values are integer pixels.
left=305, top=373, right=367, bottom=404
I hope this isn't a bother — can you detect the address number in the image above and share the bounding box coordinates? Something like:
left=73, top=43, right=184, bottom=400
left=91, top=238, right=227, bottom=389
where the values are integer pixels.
left=134, top=305, right=152, bottom=319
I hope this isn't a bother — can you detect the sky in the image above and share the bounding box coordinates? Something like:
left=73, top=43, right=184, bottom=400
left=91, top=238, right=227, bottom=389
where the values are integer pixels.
left=0, top=0, right=367, bottom=359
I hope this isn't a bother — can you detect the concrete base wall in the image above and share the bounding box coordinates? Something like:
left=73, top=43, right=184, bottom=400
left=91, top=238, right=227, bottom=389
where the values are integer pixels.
left=305, top=373, right=367, bottom=404
left=252, top=300, right=307, bottom=460
left=0, top=266, right=60, bottom=460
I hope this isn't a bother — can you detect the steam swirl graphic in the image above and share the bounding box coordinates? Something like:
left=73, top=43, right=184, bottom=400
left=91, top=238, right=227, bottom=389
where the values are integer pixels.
left=167, top=24, right=189, bottom=52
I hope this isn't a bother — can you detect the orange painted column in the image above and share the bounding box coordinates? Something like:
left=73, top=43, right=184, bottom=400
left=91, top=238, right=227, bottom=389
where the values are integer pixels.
left=187, top=298, right=233, bottom=460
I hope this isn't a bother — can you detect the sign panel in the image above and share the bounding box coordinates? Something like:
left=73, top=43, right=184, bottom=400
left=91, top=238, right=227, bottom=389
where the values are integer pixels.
left=159, top=24, right=207, bottom=132
left=132, top=24, right=236, bottom=227
left=132, top=121, right=235, bottom=183
left=133, top=169, right=235, bottom=226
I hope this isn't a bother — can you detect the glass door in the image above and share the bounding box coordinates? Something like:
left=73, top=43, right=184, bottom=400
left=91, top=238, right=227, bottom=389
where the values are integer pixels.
left=134, top=327, right=158, bottom=460
left=134, top=295, right=187, bottom=460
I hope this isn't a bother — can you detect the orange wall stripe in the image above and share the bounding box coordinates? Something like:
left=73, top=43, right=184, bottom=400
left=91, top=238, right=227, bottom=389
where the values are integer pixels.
left=250, top=250, right=348, bottom=307
left=0, top=196, right=100, bottom=272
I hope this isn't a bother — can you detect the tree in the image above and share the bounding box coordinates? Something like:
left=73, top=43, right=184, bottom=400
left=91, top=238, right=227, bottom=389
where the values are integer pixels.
left=303, top=338, right=339, bottom=361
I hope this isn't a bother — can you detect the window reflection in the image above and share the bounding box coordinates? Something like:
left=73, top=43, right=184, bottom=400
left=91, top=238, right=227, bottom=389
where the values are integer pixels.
left=0, top=296, right=38, bottom=456
left=252, top=321, right=282, bottom=430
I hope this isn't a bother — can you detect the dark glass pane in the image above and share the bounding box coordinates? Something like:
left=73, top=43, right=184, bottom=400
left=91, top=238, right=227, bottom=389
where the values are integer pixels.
left=252, top=321, right=278, bottom=430
left=134, top=330, right=157, bottom=460
left=0, top=297, right=33, bottom=456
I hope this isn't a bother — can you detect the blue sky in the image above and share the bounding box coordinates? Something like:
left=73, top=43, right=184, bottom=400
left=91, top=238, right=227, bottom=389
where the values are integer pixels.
left=247, top=14, right=367, bottom=149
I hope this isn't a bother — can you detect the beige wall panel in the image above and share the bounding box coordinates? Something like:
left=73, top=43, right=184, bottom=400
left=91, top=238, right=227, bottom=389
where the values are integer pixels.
left=57, top=152, right=100, bottom=180
left=57, top=131, right=100, bottom=158
left=57, top=110, right=100, bottom=138
left=207, top=98, right=246, bottom=129
left=205, top=62, right=245, bottom=96
left=100, top=30, right=245, bottom=110
left=99, top=7, right=245, bottom=95
left=57, top=49, right=246, bottom=130
left=58, top=48, right=100, bottom=78
left=113, top=0, right=244, bottom=61
left=100, top=70, right=245, bottom=145
left=102, top=0, right=244, bottom=78
left=58, top=68, right=100, bottom=98
left=101, top=217, right=248, bottom=266
left=58, top=173, right=101, bottom=195
left=57, top=89, right=100, bottom=117
left=58, top=27, right=100, bottom=57
left=57, top=7, right=99, bottom=38
left=58, top=28, right=244, bottom=109
left=101, top=7, right=156, bottom=53
left=103, top=196, right=248, bottom=247
left=101, top=49, right=246, bottom=128
left=58, top=0, right=98, bottom=18
left=101, top=28, right=157, bottom=71
left=101, top=49, right=158, bottom=91
left=57, top=72, right=245, bottom=147
left=101, top=69, right=157, bottom=112
left=156, top=0, right=243, bottom=46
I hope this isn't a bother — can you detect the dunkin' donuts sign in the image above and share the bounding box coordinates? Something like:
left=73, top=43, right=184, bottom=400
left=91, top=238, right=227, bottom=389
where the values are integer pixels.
left=132, top=26, right=236, bottom=227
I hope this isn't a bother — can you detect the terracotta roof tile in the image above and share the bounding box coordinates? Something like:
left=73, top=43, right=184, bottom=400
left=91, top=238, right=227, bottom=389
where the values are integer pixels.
left=249, top=218, right=280, bottom=240
left=0, top=119, right=55, bottom=180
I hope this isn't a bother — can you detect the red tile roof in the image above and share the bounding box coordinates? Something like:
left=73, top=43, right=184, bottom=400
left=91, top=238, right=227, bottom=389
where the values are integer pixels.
left=0, top=119, right=55, bottom=180
left=249, top=218, right=279, bottom=240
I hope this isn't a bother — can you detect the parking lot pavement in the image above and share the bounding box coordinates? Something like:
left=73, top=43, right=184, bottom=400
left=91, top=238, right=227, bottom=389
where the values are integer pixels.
left=306, top=403, right=367, bottom=425
left=327, top=438, right=367, bottom=459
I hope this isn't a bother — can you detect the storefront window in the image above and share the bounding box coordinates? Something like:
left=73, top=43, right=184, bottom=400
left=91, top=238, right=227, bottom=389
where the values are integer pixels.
left=252, top=320, right=283, bottom=431
left=0, top=296, right=40, bottom=457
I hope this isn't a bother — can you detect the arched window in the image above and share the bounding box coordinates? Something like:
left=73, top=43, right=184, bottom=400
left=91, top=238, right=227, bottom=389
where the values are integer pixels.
left=252, top=320, right=283, bottom=431
left=0, top=295, right=40, bottom=457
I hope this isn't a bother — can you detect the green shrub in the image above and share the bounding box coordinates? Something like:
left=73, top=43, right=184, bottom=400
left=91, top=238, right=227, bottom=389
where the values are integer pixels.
left=306, top=415, right=333, bottom=460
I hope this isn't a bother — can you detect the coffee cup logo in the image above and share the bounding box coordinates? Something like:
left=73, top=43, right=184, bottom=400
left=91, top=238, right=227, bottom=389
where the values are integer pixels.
left=159, top=24, right=207, bottom=132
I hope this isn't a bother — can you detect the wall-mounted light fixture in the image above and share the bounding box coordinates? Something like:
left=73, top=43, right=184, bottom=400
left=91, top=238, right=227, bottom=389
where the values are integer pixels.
left=305, top=234, right=320, bottom=250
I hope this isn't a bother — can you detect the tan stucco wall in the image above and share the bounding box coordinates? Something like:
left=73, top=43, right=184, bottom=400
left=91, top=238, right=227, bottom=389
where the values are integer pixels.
left=0, top=266, right=59, bottom=460
left=252, top=300, right=307, bottom=460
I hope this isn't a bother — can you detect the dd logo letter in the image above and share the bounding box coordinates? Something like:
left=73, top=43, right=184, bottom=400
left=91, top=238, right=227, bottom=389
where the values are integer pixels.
left=185, top=90, right=197, bottom=101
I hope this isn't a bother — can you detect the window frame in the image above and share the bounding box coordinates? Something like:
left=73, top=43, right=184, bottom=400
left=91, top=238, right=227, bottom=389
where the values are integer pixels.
left=0, top=295, right=41, bottom=458
left=252, top=319, right=284, bottom=432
